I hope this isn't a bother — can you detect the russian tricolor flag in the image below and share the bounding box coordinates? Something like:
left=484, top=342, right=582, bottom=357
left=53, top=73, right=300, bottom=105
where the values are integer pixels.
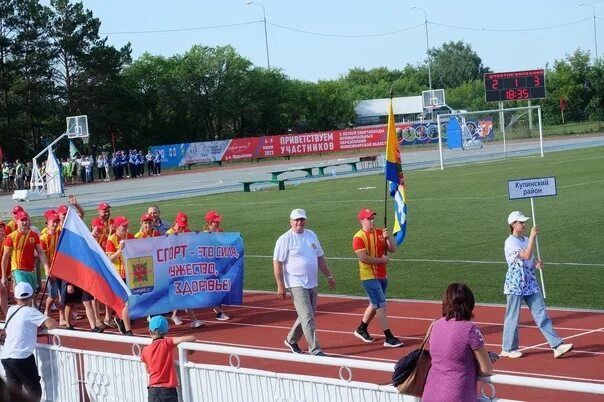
left=52, top=208, right=131, bottom=318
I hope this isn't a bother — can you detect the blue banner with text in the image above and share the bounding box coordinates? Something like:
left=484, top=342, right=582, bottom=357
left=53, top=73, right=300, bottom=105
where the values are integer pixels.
left=122, top=232, right=244, bottom=318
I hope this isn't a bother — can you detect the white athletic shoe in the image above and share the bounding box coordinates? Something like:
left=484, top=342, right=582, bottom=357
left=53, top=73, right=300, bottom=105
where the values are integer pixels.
left=500, top=350, right=523, bottom=359
left=553, top=343, right=573, bottom=358
left=171, top=316, right=183, bottom=326
left=190, top=320, right=204, bottom=328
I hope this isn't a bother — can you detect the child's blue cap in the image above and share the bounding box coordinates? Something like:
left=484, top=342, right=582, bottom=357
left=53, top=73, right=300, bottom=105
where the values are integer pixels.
left=149, top=316, right=169, bottom=334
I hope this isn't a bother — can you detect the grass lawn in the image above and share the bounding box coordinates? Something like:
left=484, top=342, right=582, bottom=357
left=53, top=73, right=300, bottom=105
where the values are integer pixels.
left=39, top=146, right=604, bottom=310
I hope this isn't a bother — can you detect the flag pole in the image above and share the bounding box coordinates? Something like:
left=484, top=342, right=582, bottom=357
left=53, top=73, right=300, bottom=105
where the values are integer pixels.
left=384, top=90, right=393, bottom=230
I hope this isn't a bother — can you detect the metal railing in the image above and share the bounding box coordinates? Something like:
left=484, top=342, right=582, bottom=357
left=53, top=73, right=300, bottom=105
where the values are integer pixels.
left=0, top=326, right=602, bottom=401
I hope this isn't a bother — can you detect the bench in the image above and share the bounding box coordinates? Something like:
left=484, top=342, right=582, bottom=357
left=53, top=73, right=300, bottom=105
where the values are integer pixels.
left=184, top=160, right=222, bottom=170
left=316, top=160, right=360, bottom=177
left=359, top=155, right=379, bottom=168
left=241, top=179, right=287, bottom=192
left=269, top=167, right=314, bottom=181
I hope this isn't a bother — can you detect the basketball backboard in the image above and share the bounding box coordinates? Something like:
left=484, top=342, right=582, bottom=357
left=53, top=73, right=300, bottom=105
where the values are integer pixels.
left=66, top=115, right=89, bottom=139
left=422, top=89, right=446, bottom=109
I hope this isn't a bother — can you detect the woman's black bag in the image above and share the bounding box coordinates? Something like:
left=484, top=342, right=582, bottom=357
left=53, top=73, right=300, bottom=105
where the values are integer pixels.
left=392, top=320, right=435, bottom=396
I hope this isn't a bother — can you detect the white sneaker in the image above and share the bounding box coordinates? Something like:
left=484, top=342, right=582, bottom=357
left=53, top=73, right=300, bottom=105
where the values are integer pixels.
left=553, top=343, right=573, bottom=358
left=500, top=350, right=523, bottom=359
left=171, top=316, right=183, bottom=326
left=215, top=312, right=230, bottom=321
left=190, top=319, right=204, bottom=328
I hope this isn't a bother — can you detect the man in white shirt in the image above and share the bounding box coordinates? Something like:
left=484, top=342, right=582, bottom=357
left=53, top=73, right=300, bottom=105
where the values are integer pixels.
left=1, top=282, right=57, bottom=401
left=273, top=208, right=336, bottom=356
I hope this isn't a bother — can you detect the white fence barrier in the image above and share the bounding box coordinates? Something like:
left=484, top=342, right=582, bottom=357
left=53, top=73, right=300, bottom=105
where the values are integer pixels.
left=0, top=327, right=603, bottom=401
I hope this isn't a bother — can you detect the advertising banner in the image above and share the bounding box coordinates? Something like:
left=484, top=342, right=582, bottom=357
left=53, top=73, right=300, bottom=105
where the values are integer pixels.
left=153, top=121, right=495, bottom=168
left=122, top=232, right=244, bottom=318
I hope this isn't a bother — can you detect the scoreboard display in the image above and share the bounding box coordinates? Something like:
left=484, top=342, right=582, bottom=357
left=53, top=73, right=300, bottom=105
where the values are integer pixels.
left=484, top=69, right=546, bottom=102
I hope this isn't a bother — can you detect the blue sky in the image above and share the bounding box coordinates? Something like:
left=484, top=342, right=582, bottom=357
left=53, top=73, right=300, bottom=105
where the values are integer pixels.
left=73, top=0, right=602, bottom=82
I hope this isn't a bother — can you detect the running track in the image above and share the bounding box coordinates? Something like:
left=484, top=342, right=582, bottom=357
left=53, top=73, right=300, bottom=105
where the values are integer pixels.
left=53, top=291, right=604, bottom=402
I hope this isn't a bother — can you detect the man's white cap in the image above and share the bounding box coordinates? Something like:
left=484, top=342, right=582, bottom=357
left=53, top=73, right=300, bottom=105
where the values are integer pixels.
left=507, top=211, right=531, bottom=225
left=14, top=282, right=34, bottom=299
left=290, top=208, right=307, bottom=220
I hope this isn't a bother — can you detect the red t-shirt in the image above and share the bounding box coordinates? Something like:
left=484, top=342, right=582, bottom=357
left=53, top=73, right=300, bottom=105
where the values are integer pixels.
left=140, top=337, right=178, bottom=388
left=3, top=230, right=40, bottom=271
left=352, top=228, right=387, bottom=280
left=105, top=233, right=135, bottom=278
left=40, top=230, right=61, bottom=264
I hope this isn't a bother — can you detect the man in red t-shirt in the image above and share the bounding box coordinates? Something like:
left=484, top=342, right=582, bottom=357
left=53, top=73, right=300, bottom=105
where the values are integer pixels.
left=5, top=205, right=25, bottom=235
left=352, top=208, right=402, bottom=348
left=93, top=202, right=114, bottom=238
left=141, top=316, right=194, bottom=402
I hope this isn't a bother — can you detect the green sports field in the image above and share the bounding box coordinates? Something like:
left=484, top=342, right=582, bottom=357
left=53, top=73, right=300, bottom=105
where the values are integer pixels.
left=66, top=146, right=604, bottom=310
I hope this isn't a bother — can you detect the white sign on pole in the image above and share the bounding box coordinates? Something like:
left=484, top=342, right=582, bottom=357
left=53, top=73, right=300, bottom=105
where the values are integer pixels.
left=507, top=176, right=557, bottom=200
left=507, top=176, right=557, bottom=299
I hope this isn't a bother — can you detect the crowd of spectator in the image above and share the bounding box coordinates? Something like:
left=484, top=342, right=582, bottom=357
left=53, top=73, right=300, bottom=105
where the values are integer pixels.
left=0, top=149, right=164, bottom=193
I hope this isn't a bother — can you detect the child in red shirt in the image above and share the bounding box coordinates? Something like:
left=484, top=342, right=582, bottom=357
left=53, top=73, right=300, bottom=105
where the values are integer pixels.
left=141, top=316, right=195, bottom=402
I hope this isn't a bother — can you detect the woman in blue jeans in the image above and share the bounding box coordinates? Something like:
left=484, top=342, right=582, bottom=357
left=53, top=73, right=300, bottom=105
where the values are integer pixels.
left=501, top=211, right=573, bottom=359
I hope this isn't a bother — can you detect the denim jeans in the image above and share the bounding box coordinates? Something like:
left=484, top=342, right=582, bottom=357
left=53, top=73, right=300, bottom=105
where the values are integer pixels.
left=502, top=292, right=562, bottom=351
left=148, top=386, right=178, bottom=402
left=287, top=286, right=321, bottom=354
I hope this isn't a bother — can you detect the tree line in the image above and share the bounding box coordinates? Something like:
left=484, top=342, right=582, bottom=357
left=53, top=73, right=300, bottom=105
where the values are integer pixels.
left=1, top=0, right=602, bottom=160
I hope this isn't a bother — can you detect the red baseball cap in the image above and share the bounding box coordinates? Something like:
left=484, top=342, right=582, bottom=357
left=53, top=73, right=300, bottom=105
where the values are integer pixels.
left=12, top=205, right=24, bottom=215
left=358, top=208, right=377, bottom=221
left=98, top=202, right=111, bottom=211
left=205, top=211, right=222, bottom=223
left=15, top=211, right=29, bottom=221
left=45, top=212, right=60, bottom=222
left=57, top=205, right=69, bottom=215
left=113, top=216, right=129, bottom=227
left=91, top=217, right=106, bottom=229
left=175, top=212, right=188, bottom=228
left=140, top=213, right=153, bottom=222
left=44, top=209, right=57, bottom=219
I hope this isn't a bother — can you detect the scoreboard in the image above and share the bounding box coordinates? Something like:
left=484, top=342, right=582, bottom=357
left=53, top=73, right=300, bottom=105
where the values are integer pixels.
left=484, top=69, right=546, bottom=102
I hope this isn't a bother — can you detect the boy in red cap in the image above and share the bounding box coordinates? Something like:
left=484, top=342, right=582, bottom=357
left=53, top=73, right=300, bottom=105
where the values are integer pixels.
left=166, top=212, right=204, bottom=328
left=203, top=211, right=230, bottom=321
left=5, top=205, right=25, bottom=235
left=90, top=217, right=112, bottom=329
left=352, top=208, right=402, bottom=348
left=105, top=216, right=135, bottom=335
left=0, top=220, right=7, bottom=317
left=135, top=213, right=160, bottom=239
left=1, top=211, right=50, bottom=312
left=39, top=211, right=66, bottom=325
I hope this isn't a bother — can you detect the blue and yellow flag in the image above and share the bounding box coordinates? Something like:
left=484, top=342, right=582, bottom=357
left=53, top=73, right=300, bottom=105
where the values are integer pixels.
left=385, top=99, right=407, bottom=246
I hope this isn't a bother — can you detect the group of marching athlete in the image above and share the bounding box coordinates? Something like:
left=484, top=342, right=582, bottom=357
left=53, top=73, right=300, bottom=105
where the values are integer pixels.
left=0, top=197, right=231, bottom=336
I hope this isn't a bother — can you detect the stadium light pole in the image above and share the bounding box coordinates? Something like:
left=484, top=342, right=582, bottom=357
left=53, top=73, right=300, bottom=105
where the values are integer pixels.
left=412, top=6, right=432, bottom=91
left=579, top=3, right=598, bottom=61
left=245, top=1, right=271, bottom=69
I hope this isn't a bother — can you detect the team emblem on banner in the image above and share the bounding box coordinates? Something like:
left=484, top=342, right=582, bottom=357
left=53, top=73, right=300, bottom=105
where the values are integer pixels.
left=127, top=256, right=155, bottom=295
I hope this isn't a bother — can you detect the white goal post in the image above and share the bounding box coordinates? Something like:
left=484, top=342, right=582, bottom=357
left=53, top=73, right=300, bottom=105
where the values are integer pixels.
left=436, top=105, right=544, bottom=170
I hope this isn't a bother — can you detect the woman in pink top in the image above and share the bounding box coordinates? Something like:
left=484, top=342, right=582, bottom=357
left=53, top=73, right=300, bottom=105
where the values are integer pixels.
left=423, top=283, right=497, bottom=402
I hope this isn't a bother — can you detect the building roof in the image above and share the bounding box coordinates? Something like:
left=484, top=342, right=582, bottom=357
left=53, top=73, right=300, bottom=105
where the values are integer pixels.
left=354, top=96, right=424, bottom=117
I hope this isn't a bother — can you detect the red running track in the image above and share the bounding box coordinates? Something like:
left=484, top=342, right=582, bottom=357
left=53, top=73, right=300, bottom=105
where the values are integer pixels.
left=51, top=291, right=604, bottom=402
